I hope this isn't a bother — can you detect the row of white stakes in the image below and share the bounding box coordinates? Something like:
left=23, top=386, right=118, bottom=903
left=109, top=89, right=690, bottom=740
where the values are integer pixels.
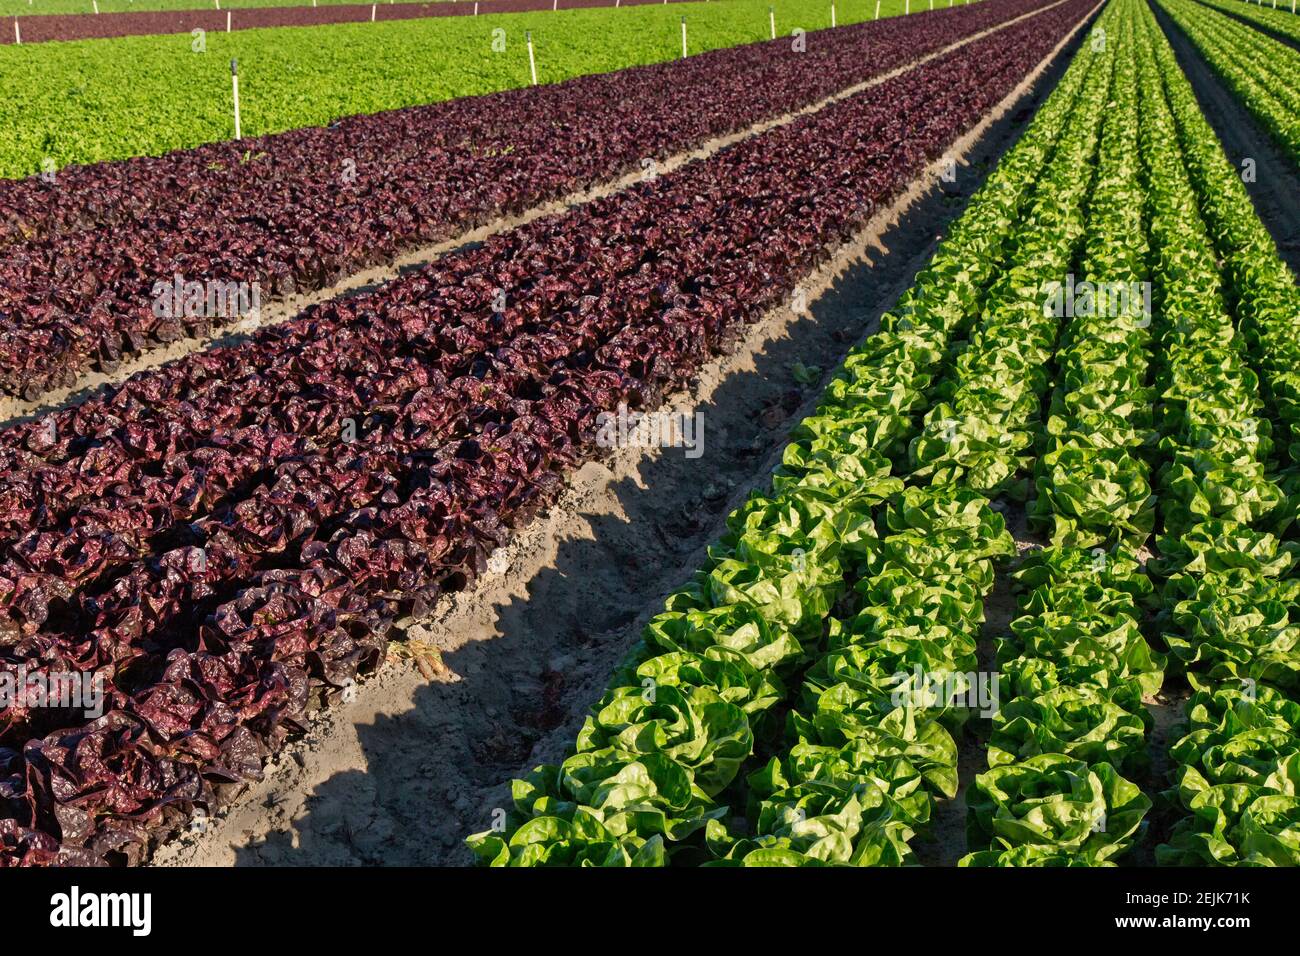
left=10, top=0, right=991, bottom=46
left=5, top=0, right=1033, bottom=55
left=32, top=0, right=1298, bottom=55
left=221, top=2, right=947, bottom=137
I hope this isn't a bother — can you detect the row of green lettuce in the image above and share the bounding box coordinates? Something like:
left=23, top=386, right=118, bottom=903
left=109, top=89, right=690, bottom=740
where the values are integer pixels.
left=1157, top=0, right=1300, bottom=172
left=702, top=488, right=1014, bottom=864
left=1134, top=0, right=1300, bottom=866
left=1193, top=0, right=1300, bottom=48
left=964, top=0, right=1300, bottom=867
left=851, top=11, right=1144, bottom=867
left=964, top=0, right=1300, bottom=866
left=466, top=0, right=1111, bottom=866
left=964, top=5, right=1165, bottom=866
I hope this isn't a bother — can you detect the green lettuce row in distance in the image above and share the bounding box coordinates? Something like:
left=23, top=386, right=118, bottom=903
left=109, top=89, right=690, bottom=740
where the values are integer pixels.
left=690, top=28, right=1120, bottom=866
left=1029, top=20, right=1155, bottom=550
left=1150, top=1, right=1300, bottom=471
left=1137, top=0, right=1285, bottom=551
left=1158, top=0, right=1300, bottom=166
left=0, top=0, right=913, bottom=177
left=904, top=12, right=1117, bottom=502
left=1191, top=0, right=1300, bottom=47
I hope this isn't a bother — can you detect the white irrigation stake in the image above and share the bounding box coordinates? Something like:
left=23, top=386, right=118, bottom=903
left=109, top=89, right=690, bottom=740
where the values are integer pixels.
left=905, top=0, right=909, bottom=14
left=768, top=5, right=775, bottom=39
left=680, top=15, right=686, bottom=56
left=474, top=1, right=478, bottom=12
left=831, top=1, right=835, bottom=27
left=526, top=30, right=538, bottom=85
left=92, top=0, right=98, bottom=12
left=226, top=9, right=231, bottom=30
left=552, top=0, right=557, bottom=9
left=214, top=0, right=219, bottom=9
left=874, top=0, right=880, bottom=18
left=231, top=59, right=242, bottom=141
left=13, top=17, right=19, bottom=45
left=371, top=3, right=376, bottom=20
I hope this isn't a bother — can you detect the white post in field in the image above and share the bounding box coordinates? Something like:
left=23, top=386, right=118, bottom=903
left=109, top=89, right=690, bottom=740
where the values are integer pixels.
left=231, top=59, right=242, bottom=141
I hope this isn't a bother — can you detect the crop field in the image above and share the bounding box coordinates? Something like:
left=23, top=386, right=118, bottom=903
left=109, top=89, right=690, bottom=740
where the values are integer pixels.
left=1157, top=0, right=1300, bottom=167
left=0, top=0, right=921, bottom=173
left=1, top=0, right=1298, bottom=907
left=0, top=0, right=705, bottom=48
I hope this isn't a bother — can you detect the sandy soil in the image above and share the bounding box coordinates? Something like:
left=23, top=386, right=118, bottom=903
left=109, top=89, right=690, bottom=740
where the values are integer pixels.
left=151, top=3, right=1102, bottom=868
